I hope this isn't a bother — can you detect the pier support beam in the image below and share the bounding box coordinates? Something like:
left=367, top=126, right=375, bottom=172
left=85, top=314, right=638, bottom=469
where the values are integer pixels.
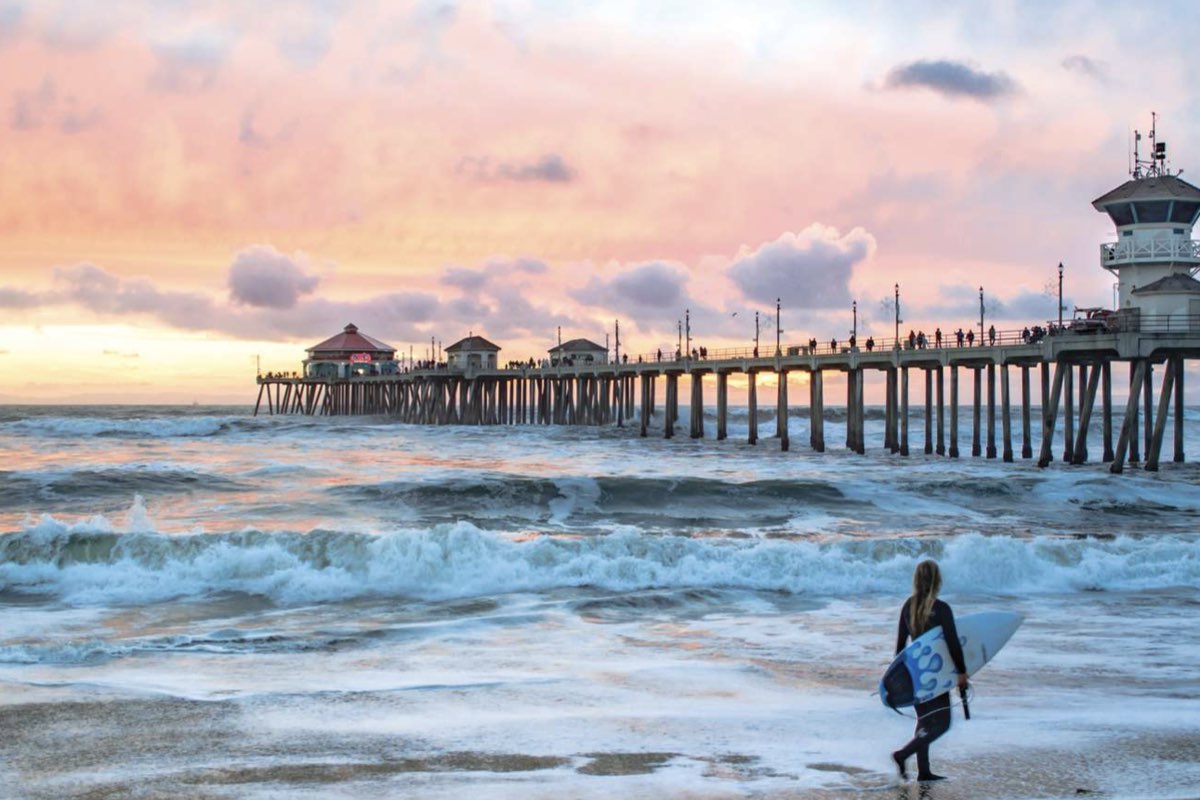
left=716, top=372, right=728, bottom=441
left=1174, top=355, right=1185, bottom=463
left=1102, top=362, right=1113, bottom=462
left=949, top=366, right=959, bottom=458
left=664, top=374, right=677, bottom=438
left=748, top=372, right=758, bottom=445
left=986, top=363, right=997, bottom=459
left=847, top=368, right=864, bottom=454
left=1072, top=363, right=1101, bottom=465
left=810, top=370, right=824, bottom=452
left=778, top=370, right=790, bottom=452
left=884, top=368, right=895, bottom=452
left=690, top=373, right=704, bottom=439
left=1112, top=360, right=1148, bottom=474
left=1040, top=362, right=1051, bottom=463
left=936, top=367, right=945, bottom=456
left=924, top=369, right=933, bottom=455
left=1062, top=366, right=1074, bottom=463
left=1129, top=362, right=1140, bottom=462
left=1147, top=358, right=1178, bottom=471
left=640, top=375, right=650, bottom=437
left=1001, top=364, right=1013, bottom=462
left=971, top=368, right=981, bottom=458
left=1038, top=362, right=1066, bottom=468
left=900, top=367, right=910, bottom=456
left=1143, top=363, right=1154, bottom=462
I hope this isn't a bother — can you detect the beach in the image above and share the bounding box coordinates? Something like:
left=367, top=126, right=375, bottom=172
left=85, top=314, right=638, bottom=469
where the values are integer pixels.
left=1, top=405, right=1198, bottom=799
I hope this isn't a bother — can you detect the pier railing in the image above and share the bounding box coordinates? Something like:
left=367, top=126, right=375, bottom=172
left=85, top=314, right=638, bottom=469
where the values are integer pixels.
left=1100, top=238, right=1200, bottom=265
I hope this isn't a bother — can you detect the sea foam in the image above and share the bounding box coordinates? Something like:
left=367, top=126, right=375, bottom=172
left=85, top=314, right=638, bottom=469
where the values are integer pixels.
left=1, top=499, right=1196, bottom=606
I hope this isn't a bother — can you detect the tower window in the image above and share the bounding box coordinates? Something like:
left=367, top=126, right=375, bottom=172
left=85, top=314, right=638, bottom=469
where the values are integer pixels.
left=1169, top=200, right=1200, bottom=224
left=1133, top=201, right=1169, bottom=223
left=1106, top=203, right=1135, bottom=226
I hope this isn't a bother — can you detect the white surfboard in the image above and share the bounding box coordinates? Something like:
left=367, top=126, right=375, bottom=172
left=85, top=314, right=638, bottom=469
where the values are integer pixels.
left=879, top=611, right=1022, bottom=709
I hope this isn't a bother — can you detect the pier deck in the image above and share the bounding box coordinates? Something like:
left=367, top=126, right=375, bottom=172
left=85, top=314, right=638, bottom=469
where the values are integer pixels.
left=255, top=320, right=1200, bottom=474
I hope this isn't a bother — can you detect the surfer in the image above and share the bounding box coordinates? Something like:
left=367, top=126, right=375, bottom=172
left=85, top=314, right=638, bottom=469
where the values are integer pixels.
left=891, top=559, right=968, bottom=782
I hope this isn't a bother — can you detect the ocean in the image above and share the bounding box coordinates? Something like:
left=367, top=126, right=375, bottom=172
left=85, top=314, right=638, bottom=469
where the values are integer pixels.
left=1, top=404, right=1198, bottom=799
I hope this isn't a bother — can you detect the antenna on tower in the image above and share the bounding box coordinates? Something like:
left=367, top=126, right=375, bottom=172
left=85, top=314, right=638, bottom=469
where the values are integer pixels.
left=1132, top=112, right=1175, bottom=179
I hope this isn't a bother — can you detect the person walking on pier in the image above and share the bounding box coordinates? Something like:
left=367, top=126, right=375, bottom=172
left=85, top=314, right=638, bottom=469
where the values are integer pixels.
left=988, top=325, right=996, bottom=346
left=956, top=328, right=964, bottom=347
left=935, top=328, right=942, bottom=348
left=891, top=560, right=968, bottom=783
left=966, top=330, right=975, bottom=346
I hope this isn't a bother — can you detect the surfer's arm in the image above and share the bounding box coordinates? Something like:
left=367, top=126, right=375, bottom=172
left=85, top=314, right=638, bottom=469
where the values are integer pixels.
left=938, top=602, right=969, bottom=678
left=894, top=600, right=910, bottom=655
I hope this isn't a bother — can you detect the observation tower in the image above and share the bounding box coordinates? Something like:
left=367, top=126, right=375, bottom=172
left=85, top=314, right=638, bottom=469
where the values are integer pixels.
left=1092, top=114, right=1200, bottom=321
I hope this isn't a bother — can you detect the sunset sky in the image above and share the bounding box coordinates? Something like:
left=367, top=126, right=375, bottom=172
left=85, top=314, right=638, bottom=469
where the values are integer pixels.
left=1, top=0, right=1197, bottom=403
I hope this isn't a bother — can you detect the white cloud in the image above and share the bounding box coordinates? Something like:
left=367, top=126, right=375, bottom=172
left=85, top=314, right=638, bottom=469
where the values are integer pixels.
left=727, top=225, right=875, bottom=309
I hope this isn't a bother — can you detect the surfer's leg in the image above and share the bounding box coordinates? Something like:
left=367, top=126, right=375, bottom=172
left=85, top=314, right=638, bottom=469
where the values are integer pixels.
left=913, top=694, right=952, bottom=780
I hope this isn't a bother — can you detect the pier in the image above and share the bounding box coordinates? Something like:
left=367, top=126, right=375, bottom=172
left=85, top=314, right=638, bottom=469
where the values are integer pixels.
left=255, top=316, right=1199, bottom=474
left=255, top=118, right=1200, bottom=474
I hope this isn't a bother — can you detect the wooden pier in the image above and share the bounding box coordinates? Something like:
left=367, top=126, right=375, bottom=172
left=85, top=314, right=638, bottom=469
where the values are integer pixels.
left=256, top=316, right=1200, bottom=473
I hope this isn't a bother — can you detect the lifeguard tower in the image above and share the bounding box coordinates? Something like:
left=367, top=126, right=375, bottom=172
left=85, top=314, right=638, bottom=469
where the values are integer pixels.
left=1093, top=114, right=1200, bottom=328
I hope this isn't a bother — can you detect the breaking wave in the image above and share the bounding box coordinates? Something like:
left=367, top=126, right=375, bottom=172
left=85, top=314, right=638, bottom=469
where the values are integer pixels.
left=2, top=503, right=1196, bottom=607
left=330, top=474, right=852, bottom=526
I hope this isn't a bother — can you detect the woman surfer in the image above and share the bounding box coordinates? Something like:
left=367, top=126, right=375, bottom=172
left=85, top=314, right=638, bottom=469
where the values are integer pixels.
left=891, top=559, right=968, bottom=782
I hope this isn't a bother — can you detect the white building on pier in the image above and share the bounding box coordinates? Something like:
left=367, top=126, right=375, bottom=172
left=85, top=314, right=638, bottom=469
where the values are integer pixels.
left=1093, top=121, right=1200, bottom=327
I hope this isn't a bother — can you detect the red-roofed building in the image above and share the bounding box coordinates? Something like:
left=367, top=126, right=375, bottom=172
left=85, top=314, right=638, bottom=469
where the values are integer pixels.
left=304, top=323, right=398, bottom=378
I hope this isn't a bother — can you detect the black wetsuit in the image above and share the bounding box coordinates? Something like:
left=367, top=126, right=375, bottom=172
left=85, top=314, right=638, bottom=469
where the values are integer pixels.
left=894, top=598, right=967, bottom=779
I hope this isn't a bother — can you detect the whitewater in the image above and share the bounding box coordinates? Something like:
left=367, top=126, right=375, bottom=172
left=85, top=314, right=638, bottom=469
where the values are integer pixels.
left=1, top=404, right=1198, bottom=799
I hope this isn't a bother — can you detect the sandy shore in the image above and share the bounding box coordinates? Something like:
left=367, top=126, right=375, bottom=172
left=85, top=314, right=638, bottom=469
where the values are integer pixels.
left=3, top=692, right=1199, bottom=800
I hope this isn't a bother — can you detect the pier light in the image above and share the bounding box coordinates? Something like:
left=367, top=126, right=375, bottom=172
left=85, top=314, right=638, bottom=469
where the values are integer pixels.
left=775, top=297, right=782, bottom=356
left=1058, top=262, right=1064, bottom=329
left=979, top=286, right=985, bottom=345
left=686, top=308, right=691, bottom=361
left=893, top=283, right=901, bottom=349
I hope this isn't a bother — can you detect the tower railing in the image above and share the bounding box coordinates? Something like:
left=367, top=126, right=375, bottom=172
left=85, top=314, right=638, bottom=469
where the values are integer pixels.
left=1100, top=238, right=1200, bottom=265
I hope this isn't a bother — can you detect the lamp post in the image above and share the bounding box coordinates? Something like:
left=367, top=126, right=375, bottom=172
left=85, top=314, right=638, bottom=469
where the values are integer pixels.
left=775, top=297, right=781, bottom=356
left=979, top=286, right=985, bottom=346
left=754, top=310, right=760, bottom=357
left=614, top=319, right=620, bottom=364
left=894, top=283, right=901, bottom=349
left=851, top=300, right=857, bottom=344
left=677, top=319, right=682, bottom=360
left=1058, top=261, right=1064, bottom=330
left=685, top=308, right=691, bottom=361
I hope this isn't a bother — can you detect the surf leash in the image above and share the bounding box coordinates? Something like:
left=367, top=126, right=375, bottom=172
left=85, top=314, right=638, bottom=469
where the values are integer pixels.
left=886, top=685, right=975, bottom=722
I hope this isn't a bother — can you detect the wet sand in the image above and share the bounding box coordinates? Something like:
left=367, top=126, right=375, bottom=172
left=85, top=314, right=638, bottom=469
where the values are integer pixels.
left=3, top=693, right=1199, bottom=800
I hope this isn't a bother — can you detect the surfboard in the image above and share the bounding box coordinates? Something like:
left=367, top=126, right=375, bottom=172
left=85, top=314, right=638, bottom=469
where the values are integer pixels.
left=879, top=611, right=1022, bottom=710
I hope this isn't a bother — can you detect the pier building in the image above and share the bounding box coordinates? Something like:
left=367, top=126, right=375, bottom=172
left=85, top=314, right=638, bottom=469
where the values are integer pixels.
left=257, top=121, right=1200, bottom=474
left=549, top=338, right=608, bottom=366
left=303, top=324, right=398, bottom=379
left=446, top=335, right=501, bottom=370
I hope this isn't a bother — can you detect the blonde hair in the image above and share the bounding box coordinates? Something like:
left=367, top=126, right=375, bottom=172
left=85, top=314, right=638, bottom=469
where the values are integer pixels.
left=909, top=559, right=942, bottom=636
